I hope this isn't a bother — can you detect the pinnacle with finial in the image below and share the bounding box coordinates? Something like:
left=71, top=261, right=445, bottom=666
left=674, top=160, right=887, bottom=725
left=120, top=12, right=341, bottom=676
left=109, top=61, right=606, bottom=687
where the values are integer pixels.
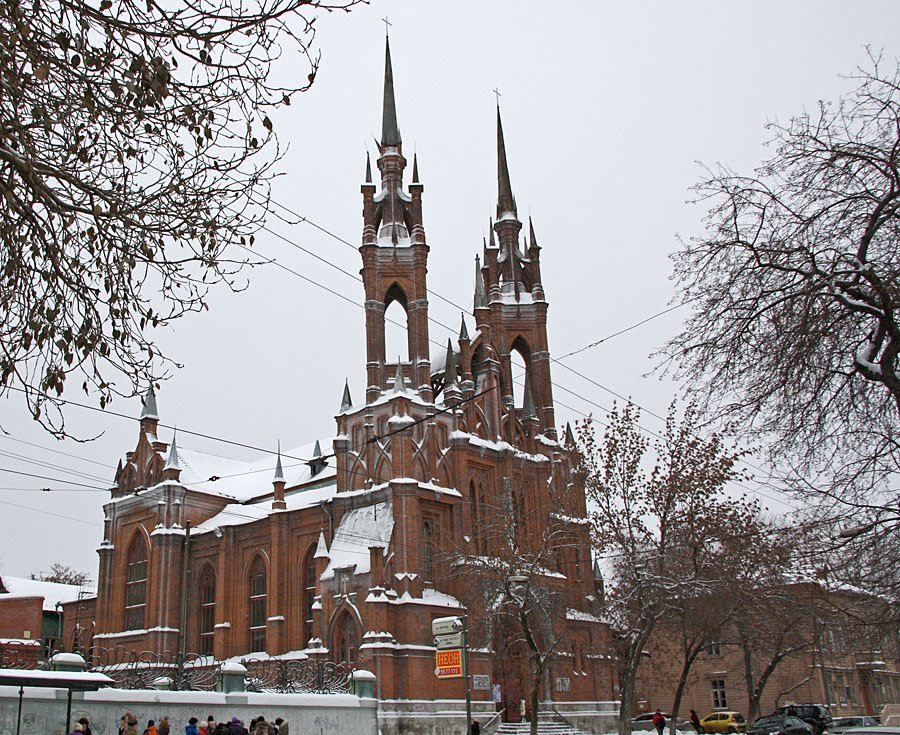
left=445, top=339, right=457, bottom=384
left=140, top=384, right=159, bottom=420
left=381, top=36, right=401, bottom=147
left=164, top=429, right=180, bottom=471
left=340, top=379, right=352, bottom=412
left=522, top=373, right=536, bottom=419
left=459, top=313, right=470, bottom=342
left=393, top=359, right=405, bottom=392
left=474, top=255, right=487, bottom=308
left=365, top=151, right=372, bottom=183
left=313, top=439, right=322, bottom=458
left=529, top=216, right=539, bottom=250
left=565, top=422, right=576, bottom=447
left=496, top=106, right=516, bottom=217
left=412, top=153, right=419, bottom=183
left=273, top=440, right=285, bottom=484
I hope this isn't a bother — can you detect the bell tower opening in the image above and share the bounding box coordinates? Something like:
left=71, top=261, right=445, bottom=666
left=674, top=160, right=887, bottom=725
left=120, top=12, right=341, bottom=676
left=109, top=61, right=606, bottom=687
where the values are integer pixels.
left=384, top=284, right=410, bottom=364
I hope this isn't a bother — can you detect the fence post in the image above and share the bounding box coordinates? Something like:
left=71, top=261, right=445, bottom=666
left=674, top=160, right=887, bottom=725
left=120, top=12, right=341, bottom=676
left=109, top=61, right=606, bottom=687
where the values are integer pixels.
left=351, top=669, right=376, bottom=698
left=219, top=661, right=248, bottom=693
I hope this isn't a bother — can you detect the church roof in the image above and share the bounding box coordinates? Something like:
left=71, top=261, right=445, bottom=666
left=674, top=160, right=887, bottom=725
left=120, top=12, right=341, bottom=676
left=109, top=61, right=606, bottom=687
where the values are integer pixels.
left=140, top=437, right=337, bottom=504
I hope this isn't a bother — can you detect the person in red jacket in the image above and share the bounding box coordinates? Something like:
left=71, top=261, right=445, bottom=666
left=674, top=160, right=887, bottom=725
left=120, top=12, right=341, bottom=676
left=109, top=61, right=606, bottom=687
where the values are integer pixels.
left=653, top=710, right=667, bottom=735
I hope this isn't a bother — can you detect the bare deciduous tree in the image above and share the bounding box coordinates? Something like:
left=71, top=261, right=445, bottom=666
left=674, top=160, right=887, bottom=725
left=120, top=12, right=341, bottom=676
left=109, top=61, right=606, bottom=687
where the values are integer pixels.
left=451, top=477, right=582, bottom=735
left=577, top=401, right=758, bottom=735
left=0, top=0, right=358, bottom=434
left=660, top=54, right=899, bottom=523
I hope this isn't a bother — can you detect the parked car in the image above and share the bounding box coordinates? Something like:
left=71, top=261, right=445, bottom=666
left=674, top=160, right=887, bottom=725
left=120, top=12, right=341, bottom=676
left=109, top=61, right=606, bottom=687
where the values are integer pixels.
left=828, top=728, right=900, bottom=735
left=700, top=712, right=747, bottom=733
left=747, top=715, right=813, bottom=735
left=631, top=713, right=692, bottom=731
left=776, top=705, right=833, bottom=735
left=830, top=717, right=880, bottom=735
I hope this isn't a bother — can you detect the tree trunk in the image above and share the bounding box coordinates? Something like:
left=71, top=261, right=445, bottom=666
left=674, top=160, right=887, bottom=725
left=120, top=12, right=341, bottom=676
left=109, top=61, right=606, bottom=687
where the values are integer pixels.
left=618, top=629, right=651, bottom=735
left=530, top=662, right=541, bottom=735
left=670, top=644, right=704, bottom=735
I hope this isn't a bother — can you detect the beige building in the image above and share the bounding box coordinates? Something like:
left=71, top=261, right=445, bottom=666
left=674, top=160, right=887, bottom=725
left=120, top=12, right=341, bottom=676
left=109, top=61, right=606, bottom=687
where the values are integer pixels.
left=636, top=585, right=899, bottom=720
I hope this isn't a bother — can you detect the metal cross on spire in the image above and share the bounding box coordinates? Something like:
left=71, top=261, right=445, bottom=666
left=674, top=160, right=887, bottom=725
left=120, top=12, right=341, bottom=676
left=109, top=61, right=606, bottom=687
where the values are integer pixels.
left=493, top=87, right=502, bottom=106
left=381, top=16, right=392, bottom=36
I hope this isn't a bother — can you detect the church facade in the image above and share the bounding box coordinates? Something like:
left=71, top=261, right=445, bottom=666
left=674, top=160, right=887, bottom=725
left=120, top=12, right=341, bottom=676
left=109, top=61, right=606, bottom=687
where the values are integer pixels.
left=71, top=37, right=616, bottom=730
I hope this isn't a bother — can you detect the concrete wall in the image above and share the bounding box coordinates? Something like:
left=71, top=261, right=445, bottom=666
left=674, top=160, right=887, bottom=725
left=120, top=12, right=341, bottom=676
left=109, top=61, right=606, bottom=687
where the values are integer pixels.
left=0, top=686, right=378, bottom=735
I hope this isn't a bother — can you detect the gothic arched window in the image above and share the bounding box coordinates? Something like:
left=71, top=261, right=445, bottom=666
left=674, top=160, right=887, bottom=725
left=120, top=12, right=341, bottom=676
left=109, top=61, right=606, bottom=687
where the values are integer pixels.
left=423, top=520, right=434, bottom=581
left=198, top=564, right=216, bottom=655
left=248, top=555, right=267, bottom=652
left=302, top=546, right=317, bottom=645
left=124, top=533, right=148, bottom=630
left=335, top=612, right=358, bottom=665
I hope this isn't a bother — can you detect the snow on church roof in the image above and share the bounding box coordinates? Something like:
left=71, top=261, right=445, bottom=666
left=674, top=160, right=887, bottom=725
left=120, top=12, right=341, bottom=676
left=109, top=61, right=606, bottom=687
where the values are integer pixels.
left=321, top=499, right=393, bottom=580
left=163, top=438, right=337, bottom=503
left=0, top=575, right=84, bottom=611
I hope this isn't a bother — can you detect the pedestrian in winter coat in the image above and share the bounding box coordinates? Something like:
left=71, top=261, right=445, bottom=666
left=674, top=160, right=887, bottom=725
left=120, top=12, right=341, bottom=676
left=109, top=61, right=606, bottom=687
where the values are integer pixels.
left=252, top=718, right=270, bottom=735
left=68, top=723, right=84, bottom=735
left=124, top=714, right=140, bottom=735
left=471, top=720, right=481, bottom=735
left=78, top=717, right=93, bottom=735
left=227, top=717, right=249, bottom=735
left=653, top=710, right=667, bottom=735
left=144, top=720, right=159, bottom=735
left=159, top=717, right=170, bottom=735
left=690, top=710, right=702, bottom=733
left=273, top=718, right=288, bottom=735
left=186, top=717, right=200, bottom=735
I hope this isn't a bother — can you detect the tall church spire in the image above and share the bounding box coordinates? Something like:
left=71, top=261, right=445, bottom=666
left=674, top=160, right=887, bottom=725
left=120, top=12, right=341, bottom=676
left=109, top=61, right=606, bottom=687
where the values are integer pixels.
left=496, top=106, right=517, bottom=218
left=381, top=36, right=401, bottom=147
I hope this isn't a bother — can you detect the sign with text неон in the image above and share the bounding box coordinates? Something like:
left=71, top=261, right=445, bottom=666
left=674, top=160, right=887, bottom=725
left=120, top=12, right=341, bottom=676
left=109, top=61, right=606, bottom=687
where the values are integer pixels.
left=435, top=648, right=463, bottom=678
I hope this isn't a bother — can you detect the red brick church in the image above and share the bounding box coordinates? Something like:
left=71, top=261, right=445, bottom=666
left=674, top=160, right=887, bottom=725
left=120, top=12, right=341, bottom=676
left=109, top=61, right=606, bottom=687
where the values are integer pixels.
left=68, top=36, right=616, bottom=729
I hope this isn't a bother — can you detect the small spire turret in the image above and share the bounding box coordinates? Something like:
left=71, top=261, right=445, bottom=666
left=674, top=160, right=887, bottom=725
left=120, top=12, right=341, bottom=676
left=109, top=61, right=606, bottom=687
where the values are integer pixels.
left=365, top=151, right=372, bottom=183
left=340, top=379, right=353, bottom=412
left=496, top=106, right=517, bottom=219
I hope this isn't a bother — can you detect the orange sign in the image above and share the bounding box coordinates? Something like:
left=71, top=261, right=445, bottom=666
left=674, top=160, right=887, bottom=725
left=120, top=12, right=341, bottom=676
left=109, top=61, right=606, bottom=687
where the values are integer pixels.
left=435, top=648, right=463, bottom=678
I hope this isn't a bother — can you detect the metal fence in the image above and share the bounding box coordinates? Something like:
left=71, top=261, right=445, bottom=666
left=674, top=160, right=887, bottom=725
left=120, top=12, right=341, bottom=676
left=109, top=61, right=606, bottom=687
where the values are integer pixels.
left=0, top=643, right=354, bottom=694
left=241, top=657, right=353, bottom=694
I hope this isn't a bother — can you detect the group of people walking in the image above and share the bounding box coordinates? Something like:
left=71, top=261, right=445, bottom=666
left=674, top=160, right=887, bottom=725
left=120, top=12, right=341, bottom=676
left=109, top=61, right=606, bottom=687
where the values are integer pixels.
left=69, top=713, right=289, bottom=735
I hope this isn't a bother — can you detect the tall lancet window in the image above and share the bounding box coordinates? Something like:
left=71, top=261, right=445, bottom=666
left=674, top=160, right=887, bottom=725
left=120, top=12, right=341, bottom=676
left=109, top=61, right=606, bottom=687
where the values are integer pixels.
left=248, top=555, right=267, bottom=652
left=423, top=519, right=435, bottom=581
left=335, top=612, right=358, bottom=666
left=302, top=546, right=317, bottom=645
left=198, top=565, right=216, bottom=655
left=124, top=533, right=148, bottom=630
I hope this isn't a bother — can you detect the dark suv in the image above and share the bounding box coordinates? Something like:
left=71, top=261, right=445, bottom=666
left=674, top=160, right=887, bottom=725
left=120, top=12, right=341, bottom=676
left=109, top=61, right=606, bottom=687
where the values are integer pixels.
left=777, top=705, right=833, bottom=735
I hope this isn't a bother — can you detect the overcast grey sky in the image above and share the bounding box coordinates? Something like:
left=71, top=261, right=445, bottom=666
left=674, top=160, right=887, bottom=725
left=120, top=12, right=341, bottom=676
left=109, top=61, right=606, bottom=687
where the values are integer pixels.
left=2, top=1, right=898, bottom=580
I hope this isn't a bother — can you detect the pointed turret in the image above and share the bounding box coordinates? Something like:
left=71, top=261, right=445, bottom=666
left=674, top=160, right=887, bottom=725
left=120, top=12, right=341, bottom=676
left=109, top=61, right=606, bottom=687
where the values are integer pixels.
left=474, top=255, right=487, bottom=309
left=381, top=36, right=401, bottom=147
left=272, top=441, right=286, bottom=509
left=273, top=441, right=285, bottom=484
left=565, top=422, right=576, bottom=447
left=412, top=153, right=419, bottom=184
left=314, top=530, right=329, bottom=559
left=522, top=373, right=536, bottom=420
left=140, top=385, right=159, bottom=420
left=340, top=379, right=353, bottom=412
left=393, top=360, right=405, bottom=393
left=444, top=339, right=458, bottom=385
left=529, top=216, right=540, bottom=251
left=459, top=313, right=470, bottom=342
left=365, top=151, right=372, bottom=183
left=496, top=106, right=517, bottom=218
left=164, top=430, right=180, bottom=471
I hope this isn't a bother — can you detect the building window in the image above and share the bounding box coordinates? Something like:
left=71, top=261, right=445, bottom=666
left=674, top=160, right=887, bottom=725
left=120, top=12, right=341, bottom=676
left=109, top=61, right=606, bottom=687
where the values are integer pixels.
left=302, top=546, right=317, bottom=645
left=125, top=533, right=148, bottom=630
left=198, top=565, right=216, bottom=656
left=335, top=612, right=358, bottom=665
left=248, top=556, right=267, bottom=652
left=711, top=679, right=728, bottom=709
left=707, top=641, right=721, bottom=657
left=423, top=520, right=434, bottom=581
